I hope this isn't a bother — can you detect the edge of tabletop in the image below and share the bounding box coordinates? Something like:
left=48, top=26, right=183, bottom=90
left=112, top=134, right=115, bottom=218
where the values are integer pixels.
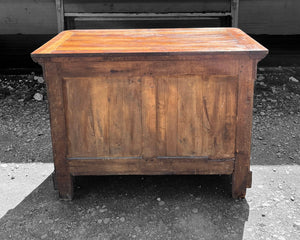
left=31, top=51, right=269, bottom=65
left=31, top=28, right=269, bottom=64
left=31, top=30, right=75, bottom=63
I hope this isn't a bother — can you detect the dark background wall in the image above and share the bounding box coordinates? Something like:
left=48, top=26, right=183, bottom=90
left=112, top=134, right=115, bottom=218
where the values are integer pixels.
left=1, top=0, right=300, bottom=35
left=1, top=0, right=300, bottom=71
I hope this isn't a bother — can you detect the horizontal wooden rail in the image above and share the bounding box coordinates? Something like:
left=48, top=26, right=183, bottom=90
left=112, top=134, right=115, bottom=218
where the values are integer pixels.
left=68, top=157, right=235, bottom=176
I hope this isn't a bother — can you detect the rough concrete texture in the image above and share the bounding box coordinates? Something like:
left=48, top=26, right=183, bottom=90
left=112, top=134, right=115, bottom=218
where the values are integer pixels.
left=0, top=163, right=53, bottom=218
left=0, top=67, right=299, bottom=239
left=0, top=165, right=299, bottom=240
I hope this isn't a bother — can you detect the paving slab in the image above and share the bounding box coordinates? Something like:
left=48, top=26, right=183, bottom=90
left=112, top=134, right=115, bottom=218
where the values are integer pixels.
left=0, top=164, right=299, bottom=240
left=0, top=163, right=53, bottom=218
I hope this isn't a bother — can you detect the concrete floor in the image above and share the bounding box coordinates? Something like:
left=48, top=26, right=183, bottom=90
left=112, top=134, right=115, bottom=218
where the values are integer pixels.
left=0, top=67, right=299, bottom=239
left=0, top=164, right=299, bottom=240
left=0, top=163, right=53, bottom=218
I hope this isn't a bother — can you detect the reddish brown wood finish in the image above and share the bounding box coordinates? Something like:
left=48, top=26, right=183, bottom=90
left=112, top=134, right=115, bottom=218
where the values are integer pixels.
left=31, top=28, right=267, bottom=58
left=43, top=62, right=73, bottom=199
left=31, top=28, right=267, bottom=199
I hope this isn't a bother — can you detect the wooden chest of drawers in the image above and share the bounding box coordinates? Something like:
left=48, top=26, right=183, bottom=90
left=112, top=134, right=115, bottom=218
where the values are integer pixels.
left=31, top=28, right=268, bottom=199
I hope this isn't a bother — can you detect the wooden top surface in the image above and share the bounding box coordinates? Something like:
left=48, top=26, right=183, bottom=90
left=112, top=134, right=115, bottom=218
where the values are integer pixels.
left=31, top=28, right=268, bottom=59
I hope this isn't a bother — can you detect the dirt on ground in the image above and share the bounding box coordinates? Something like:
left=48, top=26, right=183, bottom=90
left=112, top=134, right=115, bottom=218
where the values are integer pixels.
left=0, top=165, right=299, bottom=240
left=0, top=67, right=299, bottom=165
left=0, top=67, right=299, bottom=239
left=0, top=73, right=52, bottom=163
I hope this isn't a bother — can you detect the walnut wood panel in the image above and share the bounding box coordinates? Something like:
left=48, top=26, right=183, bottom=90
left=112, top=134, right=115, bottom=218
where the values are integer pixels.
left=63, top=75, right=143, bottom=158
left=61, top=60, right=238, bottom=160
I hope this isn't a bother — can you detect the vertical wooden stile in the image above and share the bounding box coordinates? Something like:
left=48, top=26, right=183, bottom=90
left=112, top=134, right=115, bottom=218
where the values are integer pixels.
left=44, top=62, right=73, bottom=199
left=165, top=75, right=178, bottom=156
left=31, top=28, right=268, bottom=199
left=232, top=58, right=256, bottom=198
left=142, top=76, right=157, bottom=159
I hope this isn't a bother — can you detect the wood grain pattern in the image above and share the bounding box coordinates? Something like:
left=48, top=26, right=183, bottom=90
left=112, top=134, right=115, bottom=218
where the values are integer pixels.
left=164, top=76, right=178, bottom=156
left=232, top=59, right=257, bottom=198
left=44, top=62, right=73, bottom=200
left=31, top=28, right=268, bottom=59
left=61, top=60, right=238, bottom=160
left=203, top=74, right=238, bottom=158
left=141, top=75, right=157, bottom=159
left=69, top=157, right=235, bottom=176
left=63, top=75, right=143, bottom=158
left=31, top=28, right=268, bottom=199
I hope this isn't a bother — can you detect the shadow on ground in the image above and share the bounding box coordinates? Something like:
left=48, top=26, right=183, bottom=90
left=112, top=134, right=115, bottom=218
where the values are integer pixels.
left=0, top=174, right=249, bottom=240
